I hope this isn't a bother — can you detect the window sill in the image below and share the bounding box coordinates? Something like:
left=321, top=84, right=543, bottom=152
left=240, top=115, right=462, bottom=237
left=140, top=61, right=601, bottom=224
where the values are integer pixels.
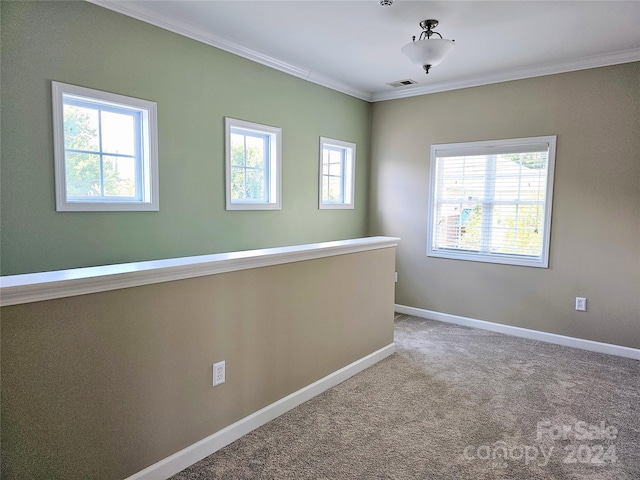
left=226, top=202, right=281, bottom=211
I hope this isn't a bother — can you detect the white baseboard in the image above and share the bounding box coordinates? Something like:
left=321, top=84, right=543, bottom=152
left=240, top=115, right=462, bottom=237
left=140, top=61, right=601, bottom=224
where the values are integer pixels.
left=125, top=343, right=396, bottom=480
left=395, top=304, right=639, bottom=361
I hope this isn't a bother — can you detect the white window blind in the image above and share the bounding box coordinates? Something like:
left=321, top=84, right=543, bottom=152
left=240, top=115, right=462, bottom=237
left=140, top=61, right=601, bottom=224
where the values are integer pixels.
left=427, top=136, right=556, bottom=267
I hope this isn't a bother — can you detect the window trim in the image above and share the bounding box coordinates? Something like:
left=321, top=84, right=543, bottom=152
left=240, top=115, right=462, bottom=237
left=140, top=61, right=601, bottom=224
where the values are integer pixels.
left=427, top=135, right=557, bottom=268
left=51, top=81, right=159, bottom=212
left=318, top=137, right=356, bottom=210
left=225, top=117, right=282, bottom=211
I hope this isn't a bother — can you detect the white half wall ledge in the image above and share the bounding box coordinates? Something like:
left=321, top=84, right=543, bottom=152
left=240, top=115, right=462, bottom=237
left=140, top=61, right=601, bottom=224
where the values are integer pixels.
left=0, top=236, right=400, bottom=307
left=124, top=343, right=396, bottom=480
left=395, top=304, right=640, bottom=361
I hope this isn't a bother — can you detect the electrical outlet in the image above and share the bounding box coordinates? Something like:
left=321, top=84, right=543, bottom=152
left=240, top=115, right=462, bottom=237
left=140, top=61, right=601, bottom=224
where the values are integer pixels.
left=213, top=361, right=225, bottom=386
left=575, top=297, right=587, bottom=312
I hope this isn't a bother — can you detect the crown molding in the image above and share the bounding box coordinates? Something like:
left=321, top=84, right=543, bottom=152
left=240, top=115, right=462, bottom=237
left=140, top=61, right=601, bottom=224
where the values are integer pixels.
left=372, top=48, right=640, bottom=102
left=86, top=0, right=373, bottom=102
left=87, top=1, right=637, bottom=104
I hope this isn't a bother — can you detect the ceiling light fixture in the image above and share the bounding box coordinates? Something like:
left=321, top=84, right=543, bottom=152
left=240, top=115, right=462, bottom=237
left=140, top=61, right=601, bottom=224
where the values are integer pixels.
left=379, top=0, right=394, bottom=6
left=401, top=19, right=455, bottom=74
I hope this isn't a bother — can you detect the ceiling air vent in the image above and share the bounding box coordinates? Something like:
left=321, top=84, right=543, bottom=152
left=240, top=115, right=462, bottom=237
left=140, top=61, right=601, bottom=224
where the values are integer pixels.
left=386, top=79, right=418, bottom=88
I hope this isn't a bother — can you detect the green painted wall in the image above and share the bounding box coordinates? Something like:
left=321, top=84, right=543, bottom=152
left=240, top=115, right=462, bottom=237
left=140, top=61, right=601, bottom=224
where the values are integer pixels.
left=0, top=1, right=371, bottom=275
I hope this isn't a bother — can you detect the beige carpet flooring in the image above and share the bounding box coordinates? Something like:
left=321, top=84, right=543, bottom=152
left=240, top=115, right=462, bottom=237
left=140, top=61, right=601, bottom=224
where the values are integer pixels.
left=171, top=314, right=640, bottom=479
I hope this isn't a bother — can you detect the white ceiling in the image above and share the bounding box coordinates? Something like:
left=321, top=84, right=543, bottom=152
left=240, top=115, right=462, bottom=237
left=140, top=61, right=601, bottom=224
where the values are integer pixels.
left=91, top=0, right=640, bottom=101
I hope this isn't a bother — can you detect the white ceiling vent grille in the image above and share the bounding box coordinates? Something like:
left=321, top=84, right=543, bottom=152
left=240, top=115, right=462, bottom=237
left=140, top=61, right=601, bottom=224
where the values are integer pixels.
left=386, top=79, right=418, bottom=88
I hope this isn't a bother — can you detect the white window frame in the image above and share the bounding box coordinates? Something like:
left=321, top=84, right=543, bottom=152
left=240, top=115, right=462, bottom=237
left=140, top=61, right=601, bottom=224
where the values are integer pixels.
left=427, top=135, right=556, bottom=268
left=52, top=81, right=159, bottom=212
left=319, top=137, right=356, bottom=210
left=225, top=117, right=282, bottom=211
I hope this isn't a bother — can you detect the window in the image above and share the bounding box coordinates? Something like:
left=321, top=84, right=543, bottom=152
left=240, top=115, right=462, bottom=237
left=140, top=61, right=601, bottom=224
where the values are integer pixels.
left=427, top=136, right=556, bottom=267
left=319, top=137, right=355, bottom=209
left=225, top=118, right=281, bottom=210
left=52, top=81, right=158, bottom=211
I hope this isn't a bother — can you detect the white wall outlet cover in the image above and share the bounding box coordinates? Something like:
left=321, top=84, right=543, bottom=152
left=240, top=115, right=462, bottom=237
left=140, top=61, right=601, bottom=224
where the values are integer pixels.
left=213, top=361, right=226, bottom=386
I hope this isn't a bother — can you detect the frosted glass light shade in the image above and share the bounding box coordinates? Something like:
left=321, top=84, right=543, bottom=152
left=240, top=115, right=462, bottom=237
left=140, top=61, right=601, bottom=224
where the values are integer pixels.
left=401, top=38, right=455, bottom=67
